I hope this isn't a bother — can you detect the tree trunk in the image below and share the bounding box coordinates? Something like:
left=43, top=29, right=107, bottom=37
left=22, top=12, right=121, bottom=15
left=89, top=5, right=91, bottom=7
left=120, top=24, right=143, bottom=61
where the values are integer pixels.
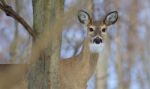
left=49, top=1, right=64, bottom=89
left=28, top=0, right=64, bottom=89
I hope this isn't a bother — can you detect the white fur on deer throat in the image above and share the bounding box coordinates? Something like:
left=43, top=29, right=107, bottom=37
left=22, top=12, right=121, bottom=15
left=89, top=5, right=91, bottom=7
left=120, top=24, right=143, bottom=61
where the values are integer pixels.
left=89, top=43, right=105, bottom=53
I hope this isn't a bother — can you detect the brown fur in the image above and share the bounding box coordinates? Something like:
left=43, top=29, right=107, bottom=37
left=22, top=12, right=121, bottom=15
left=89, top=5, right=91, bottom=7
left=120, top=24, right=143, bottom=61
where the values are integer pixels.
left=60, top=39, right=98, bottom=89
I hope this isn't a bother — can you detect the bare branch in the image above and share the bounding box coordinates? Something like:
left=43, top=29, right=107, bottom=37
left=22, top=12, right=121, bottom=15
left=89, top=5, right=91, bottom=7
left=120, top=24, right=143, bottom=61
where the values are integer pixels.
left=0, top=0, right=36, bottom=39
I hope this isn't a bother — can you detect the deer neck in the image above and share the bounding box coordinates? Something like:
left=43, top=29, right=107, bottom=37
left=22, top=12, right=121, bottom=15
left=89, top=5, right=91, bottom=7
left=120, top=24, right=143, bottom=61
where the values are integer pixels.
left=80, top=38, right=99, bottom=66
left=60, top=38, right=99, bottom=89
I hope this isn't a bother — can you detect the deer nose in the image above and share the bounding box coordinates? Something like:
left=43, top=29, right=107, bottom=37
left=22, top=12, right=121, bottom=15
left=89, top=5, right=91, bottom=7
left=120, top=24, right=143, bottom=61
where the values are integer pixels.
left=93, top=37, right=102, bottom=44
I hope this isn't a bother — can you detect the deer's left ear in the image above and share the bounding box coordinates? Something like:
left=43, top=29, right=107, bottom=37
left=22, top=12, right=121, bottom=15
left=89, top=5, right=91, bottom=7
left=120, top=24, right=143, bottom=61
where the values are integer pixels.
left=104, top=11, right=118, bottom=26
left=78, top=10, right=91, bottom=25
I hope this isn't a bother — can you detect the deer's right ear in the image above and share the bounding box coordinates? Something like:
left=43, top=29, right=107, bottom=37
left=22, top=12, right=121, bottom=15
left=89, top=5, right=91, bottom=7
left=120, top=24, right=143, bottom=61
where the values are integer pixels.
left=104, top=11, right=118, bottom=26
left=78, top=10, right=91, bottom=25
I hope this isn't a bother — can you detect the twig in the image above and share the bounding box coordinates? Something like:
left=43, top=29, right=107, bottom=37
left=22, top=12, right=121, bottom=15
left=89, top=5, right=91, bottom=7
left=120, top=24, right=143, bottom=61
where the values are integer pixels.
left=0, top=0, right=36, bottom=39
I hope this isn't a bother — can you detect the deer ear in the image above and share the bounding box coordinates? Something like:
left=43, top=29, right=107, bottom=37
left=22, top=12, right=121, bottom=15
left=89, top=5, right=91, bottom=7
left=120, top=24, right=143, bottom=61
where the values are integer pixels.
left=78, top=10, right=91, bottom=25
left=104, top=11, right=118, bottom=26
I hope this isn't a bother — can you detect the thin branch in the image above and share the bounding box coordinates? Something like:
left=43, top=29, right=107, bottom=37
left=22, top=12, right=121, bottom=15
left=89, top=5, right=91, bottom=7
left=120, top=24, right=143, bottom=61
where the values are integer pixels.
left=0, top=0, right=36, bottom=39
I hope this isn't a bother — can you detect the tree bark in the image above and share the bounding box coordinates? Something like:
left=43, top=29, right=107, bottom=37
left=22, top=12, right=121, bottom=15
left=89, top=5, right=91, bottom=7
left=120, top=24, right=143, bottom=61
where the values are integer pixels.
left=28, top=0, right=64, bottom=89
left=49, top=1, right=64, bottom=89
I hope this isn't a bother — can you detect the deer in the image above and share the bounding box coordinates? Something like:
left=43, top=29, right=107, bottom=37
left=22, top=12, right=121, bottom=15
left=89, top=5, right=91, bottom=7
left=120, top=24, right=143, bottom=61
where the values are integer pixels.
left=60, top=10, right=118, bottom=89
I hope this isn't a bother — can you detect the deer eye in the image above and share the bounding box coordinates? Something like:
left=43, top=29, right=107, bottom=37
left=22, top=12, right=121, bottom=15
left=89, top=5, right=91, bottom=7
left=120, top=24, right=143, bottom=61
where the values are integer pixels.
left=102, top=28, right=106, bottom=32
left=89, top=28, right=94, bottom=32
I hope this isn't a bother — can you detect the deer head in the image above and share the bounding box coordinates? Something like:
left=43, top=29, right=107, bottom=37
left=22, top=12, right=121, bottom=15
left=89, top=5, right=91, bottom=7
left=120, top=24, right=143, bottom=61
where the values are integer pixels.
left=78, top=10, right=118, bottom=53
